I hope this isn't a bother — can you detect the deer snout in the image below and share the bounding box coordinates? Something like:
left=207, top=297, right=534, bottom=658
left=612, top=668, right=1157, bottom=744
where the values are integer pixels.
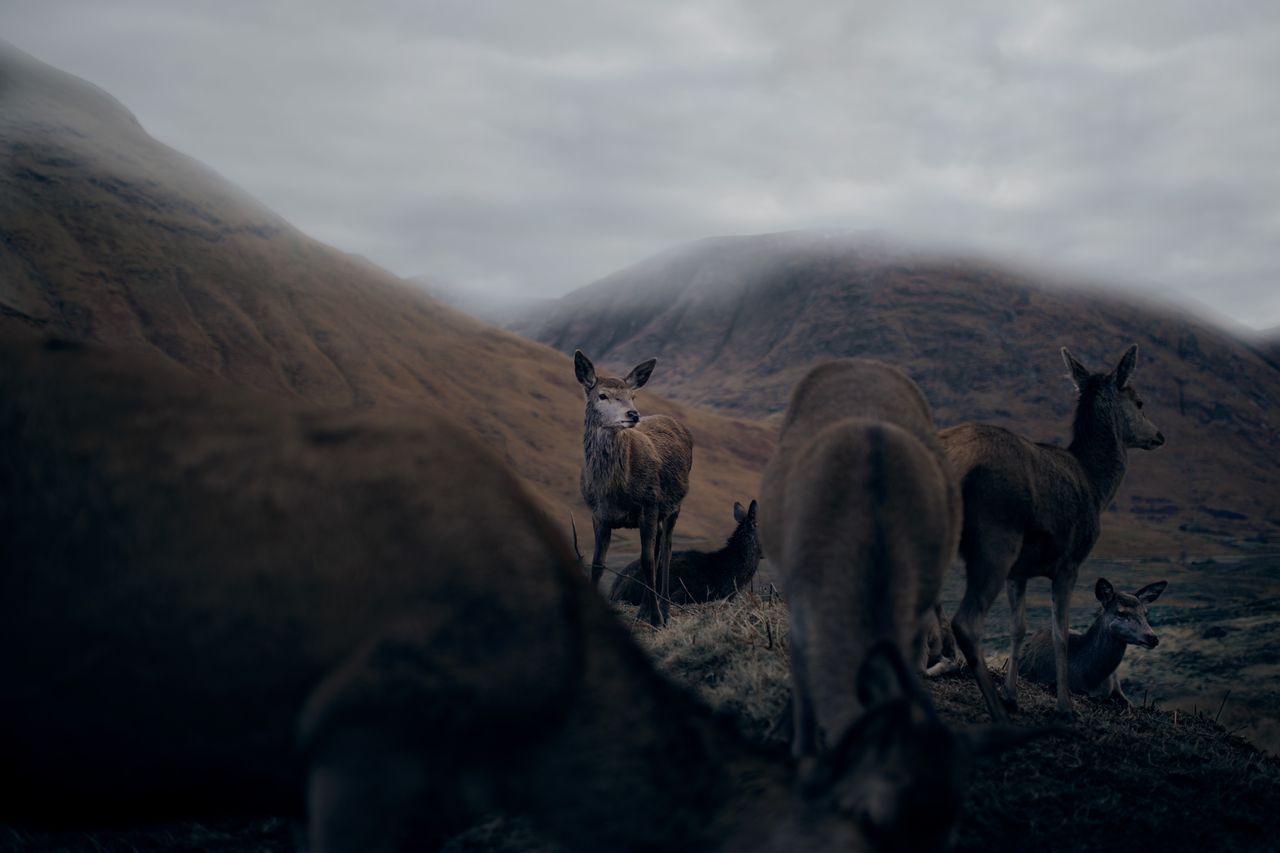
left=1151, top=431, right=1166, bottom=447
left=626, top=409, right=640, bottom=423
left=1143, top=633, right=1159, bottom=648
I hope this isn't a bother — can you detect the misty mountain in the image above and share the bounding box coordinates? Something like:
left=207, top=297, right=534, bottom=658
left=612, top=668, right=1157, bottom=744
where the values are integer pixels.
left=0, top=39, right=771, bottom=544
left=407, top=275, right=556, bottom=328
left=516, top=231, right=1280, bottom=554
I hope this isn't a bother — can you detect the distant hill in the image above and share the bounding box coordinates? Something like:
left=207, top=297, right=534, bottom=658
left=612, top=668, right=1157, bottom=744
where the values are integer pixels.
left=0, top=40, right=771, bottom=545
left=408, top=275, right=556, bottom=328
left=516, top=232, right=1280, bottom=554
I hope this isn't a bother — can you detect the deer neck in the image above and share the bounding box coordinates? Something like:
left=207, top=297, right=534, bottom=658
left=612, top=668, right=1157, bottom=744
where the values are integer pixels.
left=1076, top=615, right=1128, bottom=689
left=582, top=408, right=631, bottom=498
left=1067, top=389, right=1128, bottom=509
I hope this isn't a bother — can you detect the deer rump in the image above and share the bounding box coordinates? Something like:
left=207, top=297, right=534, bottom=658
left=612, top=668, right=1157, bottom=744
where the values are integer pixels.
left=0, top=334, right=583, bottom=823
left=760, top=359, right=961, bottom=755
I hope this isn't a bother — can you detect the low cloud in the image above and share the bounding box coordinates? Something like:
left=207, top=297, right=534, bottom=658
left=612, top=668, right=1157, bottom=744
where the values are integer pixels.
left=5, top=0, right=1279, bottom=327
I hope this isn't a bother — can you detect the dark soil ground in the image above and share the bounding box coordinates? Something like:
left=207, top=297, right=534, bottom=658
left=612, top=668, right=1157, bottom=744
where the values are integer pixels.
left=5, top=565, right=1279, bottom=852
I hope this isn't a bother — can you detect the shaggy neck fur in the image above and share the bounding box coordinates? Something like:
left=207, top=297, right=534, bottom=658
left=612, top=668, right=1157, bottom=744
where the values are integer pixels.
left=582, top=401, right=629, bottom=500
left=1074, top=612, right=1129, bottom=689
left=1068, top=380, right=1128, bottom=509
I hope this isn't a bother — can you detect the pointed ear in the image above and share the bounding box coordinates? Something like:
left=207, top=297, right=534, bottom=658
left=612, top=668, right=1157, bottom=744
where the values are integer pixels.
left=1134, top=580, right=1168, bottom=604
left=748, top=499, right=758, bottom=517
left=733, top=502, right=747, bottom=523
left=1061, top=347, right=1092, bottom=390
left=624, top=358, right=656, bottom=389
left=856, top=640, right=916, bottom=708
left=1095, top=577, right=1115, bottom=603
left=1112, top=344, right=1139, bottom=389
left=574, top=350, right=597, bottom=389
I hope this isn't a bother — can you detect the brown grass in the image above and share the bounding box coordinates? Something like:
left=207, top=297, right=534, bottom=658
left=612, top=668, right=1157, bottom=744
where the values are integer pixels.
left=5, top=594, right=1278, bottom=852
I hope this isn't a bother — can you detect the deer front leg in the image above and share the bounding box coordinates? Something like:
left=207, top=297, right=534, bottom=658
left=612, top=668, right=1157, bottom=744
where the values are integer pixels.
left=589, top=518, right=612, bottom=587
left=636, top=508, right=664, bottom=627
left=1004, top=576, right=1028, bottom=711
left=1050, top=567, right=1078, bottom=719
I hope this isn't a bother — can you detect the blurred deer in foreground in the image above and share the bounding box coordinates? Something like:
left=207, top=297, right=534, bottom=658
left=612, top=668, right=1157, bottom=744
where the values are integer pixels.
left=1019, top=578, right=1167, bottom=705
left=574, top=350, right=693, bottom=626
left=3, top=335, right=994, bottom=852
left=610, top=500, right=761, bottom=606
left=760, top=359, right=962, bottom=760
left=940, top=345, right=1164, bottom=722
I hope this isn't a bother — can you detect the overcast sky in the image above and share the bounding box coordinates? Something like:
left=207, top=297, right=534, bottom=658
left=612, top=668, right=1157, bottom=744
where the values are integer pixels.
left=5, top=1, right=1279, bottom=329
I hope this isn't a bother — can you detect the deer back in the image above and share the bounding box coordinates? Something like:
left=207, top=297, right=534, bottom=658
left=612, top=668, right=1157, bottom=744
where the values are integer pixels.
left=0, top=334, right=583, bottom=820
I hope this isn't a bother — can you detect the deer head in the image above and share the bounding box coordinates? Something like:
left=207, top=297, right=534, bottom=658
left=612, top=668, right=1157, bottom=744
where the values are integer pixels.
left=1094, top=577, right=1167, bottom=649
left=1062, top=344, right=1165, bottom=450
left=575, top=350, right=656, bottom=430
left=800, top=641, right=1046, bottom=852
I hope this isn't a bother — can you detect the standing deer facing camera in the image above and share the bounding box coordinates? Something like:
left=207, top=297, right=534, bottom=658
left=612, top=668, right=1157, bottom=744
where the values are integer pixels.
left=575, top=350, right=693, bottom=627
left=940, top=344, right=1164, bottom=722
left=760, top=359, right=962, bottom=760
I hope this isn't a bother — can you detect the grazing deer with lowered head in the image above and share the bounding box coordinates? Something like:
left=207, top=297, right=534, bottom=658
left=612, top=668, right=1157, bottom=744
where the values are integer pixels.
left=760, top=359, right=962, bottom=760
left=575, top=350, right=693, bottom=627
left=1018, top=578, right=1167, bottom=705
left=940, top=344, right=1164, bottom=722
left=610, top=499, right=761, bottom=606
left=3, top=334, right=997, bottom=853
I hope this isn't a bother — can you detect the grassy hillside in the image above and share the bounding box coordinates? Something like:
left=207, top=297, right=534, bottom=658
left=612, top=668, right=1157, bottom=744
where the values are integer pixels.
left=0, top=39, right=771, bottom=545
left=517, top=232, right=1280, bottom=556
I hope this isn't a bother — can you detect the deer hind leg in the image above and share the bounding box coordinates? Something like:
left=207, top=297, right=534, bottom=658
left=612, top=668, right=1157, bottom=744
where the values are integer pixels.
left=636, top=509, right=665, bottom=627
left=951, top=529, right=1021, bottom=724
left=658, top=510, right=680, bottom=623
left=1050, top=566, right=1079, bottom=717
left=589, top=518, right=612, bottom=587
left=1004, top=576, right=1029, bottom=711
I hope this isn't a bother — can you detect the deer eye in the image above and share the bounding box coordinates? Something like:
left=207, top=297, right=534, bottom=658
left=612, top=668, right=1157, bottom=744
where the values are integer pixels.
left=1136, top=400, right=1144, bottom=409
left=598, top=393, right=608, bottom=401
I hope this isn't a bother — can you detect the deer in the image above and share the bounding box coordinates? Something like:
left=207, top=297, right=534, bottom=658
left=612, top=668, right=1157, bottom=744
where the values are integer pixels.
left=1018, top=578, right=1167, bottom=705
left=939, top=344, right=1165, bottom=723
left=759, top=359, right=962, bottom=761
left=610, top=499, right=761, bottom=606
left=574, top=349, right=693, bottom=627
left=1, top=334, right=1008, bottom=853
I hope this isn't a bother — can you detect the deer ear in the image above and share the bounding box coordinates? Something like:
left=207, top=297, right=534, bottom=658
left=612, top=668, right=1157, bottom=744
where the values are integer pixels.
left=1112, top=344, right=1139, bottom=389
left=748, top=499, right=758, bottom=517
left=734, top=502, right=747, bottom=523
left=574, top=350, right=597, bottom=389
left=1061, top=347, right=1092, bottom=390
left=1133, top=580, right=1167, bottom=604
left=624, top=358, right=656, bottom=389
left=1095, top=577, right=1115, bottom=603
left=856, top=640, right=918, bottom=708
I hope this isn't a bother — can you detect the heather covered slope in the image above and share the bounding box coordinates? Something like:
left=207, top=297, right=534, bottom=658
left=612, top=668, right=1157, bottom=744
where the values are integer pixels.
left=0, top=40, right=770, bottom=543
left=517, top=232, right=1280, bottom=553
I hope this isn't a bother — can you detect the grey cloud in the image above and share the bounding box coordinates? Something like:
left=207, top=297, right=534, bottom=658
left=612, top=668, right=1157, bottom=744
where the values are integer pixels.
left=3, top=0, right=1278, bottom=327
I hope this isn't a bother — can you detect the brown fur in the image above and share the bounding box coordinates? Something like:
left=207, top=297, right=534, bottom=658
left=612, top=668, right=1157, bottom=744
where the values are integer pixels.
left=759, top=359, right=962, bottom=760
left=940, top=345, right=1164, bottom=721
left=1, top=333, right=983, bottom=852
left=576, top=350, right=693, bottom=626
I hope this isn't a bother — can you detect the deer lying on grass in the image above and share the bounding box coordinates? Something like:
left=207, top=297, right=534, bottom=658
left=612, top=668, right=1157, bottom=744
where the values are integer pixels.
left=575, top=350, right=693, bottom=627
left=610, top=500, right=761, bottom=606
left=1018, top=578, right=1167, bottom=705
left=940, top=344, right=1164, bottom=722
left=3, top=335, right=994, bottom=852
left=760, top=359, right=962, bottom=760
